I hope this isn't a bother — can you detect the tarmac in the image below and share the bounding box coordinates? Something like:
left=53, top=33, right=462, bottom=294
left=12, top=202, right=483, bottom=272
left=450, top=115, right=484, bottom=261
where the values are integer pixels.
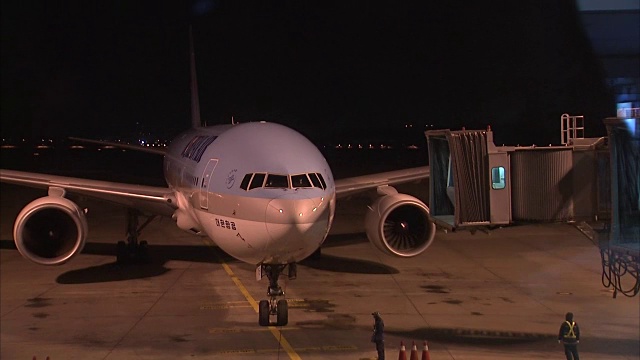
left=1, top=183, right=639, bottom=360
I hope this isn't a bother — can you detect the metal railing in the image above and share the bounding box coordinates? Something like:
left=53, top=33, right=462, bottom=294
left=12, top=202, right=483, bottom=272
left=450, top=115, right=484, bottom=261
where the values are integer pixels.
left=560, top=113, right=585, bottom=145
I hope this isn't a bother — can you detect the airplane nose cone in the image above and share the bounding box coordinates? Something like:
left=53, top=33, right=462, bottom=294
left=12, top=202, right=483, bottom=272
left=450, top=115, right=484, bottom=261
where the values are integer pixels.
left=264, top=193, right=330, bottom=262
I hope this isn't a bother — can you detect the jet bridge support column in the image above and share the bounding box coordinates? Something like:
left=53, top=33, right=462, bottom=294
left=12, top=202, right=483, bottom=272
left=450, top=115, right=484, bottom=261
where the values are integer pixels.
left=600, top=117, right=640, bottom=298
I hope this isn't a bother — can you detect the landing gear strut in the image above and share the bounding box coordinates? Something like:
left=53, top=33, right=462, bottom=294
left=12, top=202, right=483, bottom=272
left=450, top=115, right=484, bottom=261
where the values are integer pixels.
left=258, top=263, right=297, bottom=326
left=116, top=208, right=156, bottom=264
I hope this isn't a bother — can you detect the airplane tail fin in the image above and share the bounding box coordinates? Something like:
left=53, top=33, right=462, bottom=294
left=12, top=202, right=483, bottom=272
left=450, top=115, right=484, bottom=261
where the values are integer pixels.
left=189, top=26, right=202, bottom=129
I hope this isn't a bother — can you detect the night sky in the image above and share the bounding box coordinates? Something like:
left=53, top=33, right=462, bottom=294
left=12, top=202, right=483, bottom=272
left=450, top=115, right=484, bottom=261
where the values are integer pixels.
left=1, top=0, right=614, bottom=145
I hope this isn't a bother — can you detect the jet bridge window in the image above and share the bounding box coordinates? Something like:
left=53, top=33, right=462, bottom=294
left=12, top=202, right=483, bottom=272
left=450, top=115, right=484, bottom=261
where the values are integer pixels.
left=265, top=174, right=289, bottom=188
left=292, top=174, right=312, bottom=188
left=491, top=166, right=506, bottom=190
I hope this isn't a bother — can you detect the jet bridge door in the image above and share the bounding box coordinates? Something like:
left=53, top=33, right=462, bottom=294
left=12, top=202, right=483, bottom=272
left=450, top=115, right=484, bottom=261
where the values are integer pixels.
left=488, top=152, right=511, bottom=224
left=200, top=159, right=219, bottom=210
left=426, top=129, right=491, bottom=230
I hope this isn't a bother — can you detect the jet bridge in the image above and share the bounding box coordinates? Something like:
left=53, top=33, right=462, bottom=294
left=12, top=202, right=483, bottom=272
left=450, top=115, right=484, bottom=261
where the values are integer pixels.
left=425, top=120, right=607, bottom=231
left=425, top=114, right=639, bottom=297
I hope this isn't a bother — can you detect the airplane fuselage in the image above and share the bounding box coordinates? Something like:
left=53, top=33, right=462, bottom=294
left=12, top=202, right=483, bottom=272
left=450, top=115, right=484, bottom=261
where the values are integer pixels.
left=164, top=121, right=336, bottom=265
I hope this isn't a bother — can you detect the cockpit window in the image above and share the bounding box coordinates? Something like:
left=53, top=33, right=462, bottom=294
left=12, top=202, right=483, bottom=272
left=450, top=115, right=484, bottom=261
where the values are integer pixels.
left=265, top=174, right=289, bottom=188
left=315, top=173, right=327, bottom=189
left=249, top=173, right=266, bottom=190
left=291, top=174, right=312, bottom=188
left=309, top=173, right=323, bottom=189
left=239, top=172, right=327, bottom=191
left=240, top=174, right=252, bottom=190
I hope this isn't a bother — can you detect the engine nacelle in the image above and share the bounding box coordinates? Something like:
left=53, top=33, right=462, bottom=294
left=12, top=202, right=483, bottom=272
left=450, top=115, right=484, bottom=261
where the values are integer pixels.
left=13, top=196, right=88, bottom=265
left=365, top=193, right=436, bottom=257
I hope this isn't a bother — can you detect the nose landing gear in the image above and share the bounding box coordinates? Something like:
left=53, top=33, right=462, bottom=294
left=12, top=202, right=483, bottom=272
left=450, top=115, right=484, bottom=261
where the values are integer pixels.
left=257, top=263, right=296, bottom=326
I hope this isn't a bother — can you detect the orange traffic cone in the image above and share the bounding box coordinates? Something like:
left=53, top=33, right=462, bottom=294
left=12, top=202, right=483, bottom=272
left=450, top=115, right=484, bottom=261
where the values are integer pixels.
left=409, top=341, right=419, bottom=360
left=397, top=340, right=407, bottom=360
left=421, top=340, right=431, bottom=360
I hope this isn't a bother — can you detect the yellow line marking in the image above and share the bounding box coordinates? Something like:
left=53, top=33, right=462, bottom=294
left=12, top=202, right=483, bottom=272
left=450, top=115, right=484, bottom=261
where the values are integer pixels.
left=209, top=327, right=300, bottom=334
left=215, top=345, right=359, bottom=355
left=204, top=239, right=301, bottom=360
left=200, top=298, right=309, bottom=310
left=201, top=302, right=309, bottom=310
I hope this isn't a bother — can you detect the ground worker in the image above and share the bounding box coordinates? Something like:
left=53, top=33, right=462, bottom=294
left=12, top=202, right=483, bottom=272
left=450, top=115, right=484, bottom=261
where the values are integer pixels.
left=558, top=312, right=580, bottom=360
left=371, top=311, right=385, bottom=360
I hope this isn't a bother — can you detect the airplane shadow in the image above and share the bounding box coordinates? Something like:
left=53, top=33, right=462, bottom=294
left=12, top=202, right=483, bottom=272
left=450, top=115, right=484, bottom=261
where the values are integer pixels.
left=1, top=235, right=399, bottom=283
left=301, top=255, right=399, bottom=274
left=387, top=327, right=638, bottom=357
left=387, top=327, right=555, bottom=346
left=321, top=233, right=370, bottom=248
left=55, top=241, right=238, bottom=284
left=301, top=233, right=399, bottom=274
left=56, top=262, right=170, bottom=284
left=0, top=239, right=235, bottom=284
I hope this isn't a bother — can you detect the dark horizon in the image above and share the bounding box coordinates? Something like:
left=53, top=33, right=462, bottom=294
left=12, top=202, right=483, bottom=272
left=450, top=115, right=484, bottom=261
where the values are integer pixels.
left=1, top=1, right=615, bottom=146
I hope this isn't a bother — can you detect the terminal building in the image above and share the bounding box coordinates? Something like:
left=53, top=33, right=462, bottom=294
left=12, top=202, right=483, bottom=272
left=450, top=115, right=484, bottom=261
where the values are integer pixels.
left=578, top=0, right=640, bottom=113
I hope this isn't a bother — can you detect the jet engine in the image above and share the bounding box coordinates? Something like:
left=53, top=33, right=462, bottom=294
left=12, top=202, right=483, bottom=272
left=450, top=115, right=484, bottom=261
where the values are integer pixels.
left=365, top=193, right=435, bottom=257
left=13, top=196, right=88, bottom=265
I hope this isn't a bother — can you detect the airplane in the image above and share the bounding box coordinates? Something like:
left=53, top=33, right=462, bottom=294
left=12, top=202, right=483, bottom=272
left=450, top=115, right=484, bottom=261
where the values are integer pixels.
left=0, top=31, right=434, bottom=327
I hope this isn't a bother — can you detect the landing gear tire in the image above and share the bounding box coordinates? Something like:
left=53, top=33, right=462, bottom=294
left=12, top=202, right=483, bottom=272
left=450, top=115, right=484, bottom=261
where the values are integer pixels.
left=257, top=263, right=293, bottom=326
left=116, top=209, right=155, bottom=264
left=276, top=299, right=288, bottom=326
left=258, top=300, right=270, bottom=326
left=116, top=241, right=128, bottom=264
left=138, top=240, right=150, bottom=263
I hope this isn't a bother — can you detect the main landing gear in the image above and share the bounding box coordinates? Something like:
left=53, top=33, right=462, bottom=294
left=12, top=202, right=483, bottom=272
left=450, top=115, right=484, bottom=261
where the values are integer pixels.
left=116, top=208, right=156, bottom=264
left=258, top=263, right=297, bottom=326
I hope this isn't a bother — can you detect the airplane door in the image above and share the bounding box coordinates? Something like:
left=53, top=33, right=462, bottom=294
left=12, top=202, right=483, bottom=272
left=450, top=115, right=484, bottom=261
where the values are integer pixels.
left=200, top=159, right=219, bottom=210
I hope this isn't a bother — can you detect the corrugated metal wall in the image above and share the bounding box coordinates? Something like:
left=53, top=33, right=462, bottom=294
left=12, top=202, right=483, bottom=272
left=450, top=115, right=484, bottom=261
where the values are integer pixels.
left=511, top=149, right=574, bottom=221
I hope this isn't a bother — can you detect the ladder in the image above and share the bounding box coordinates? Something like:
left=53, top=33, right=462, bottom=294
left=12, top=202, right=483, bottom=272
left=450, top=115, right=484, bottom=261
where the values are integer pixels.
left=561, top=113, right=585, bottom=145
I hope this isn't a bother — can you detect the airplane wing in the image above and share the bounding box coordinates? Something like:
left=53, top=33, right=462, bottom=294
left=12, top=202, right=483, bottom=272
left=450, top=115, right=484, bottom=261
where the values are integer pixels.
left=334, top=166, right=429, bottom=198
left=0, top=169, right=176, bottom=216
left=69, top=137, right=167, bottom=155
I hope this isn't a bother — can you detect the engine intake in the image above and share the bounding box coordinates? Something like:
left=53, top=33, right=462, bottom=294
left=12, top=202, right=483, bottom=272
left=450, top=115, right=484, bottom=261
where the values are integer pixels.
left=365, top=193, right=435, bottom=257
left=13, top=196, right=88, bottom=265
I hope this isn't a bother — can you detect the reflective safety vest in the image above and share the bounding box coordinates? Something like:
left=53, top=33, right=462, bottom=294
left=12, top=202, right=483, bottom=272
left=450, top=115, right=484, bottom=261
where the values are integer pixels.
left=563, top=321, right=577, bottom=339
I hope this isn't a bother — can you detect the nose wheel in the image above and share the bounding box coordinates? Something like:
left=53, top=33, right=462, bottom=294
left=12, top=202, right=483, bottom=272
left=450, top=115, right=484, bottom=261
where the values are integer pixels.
left=257, top=263, right=296, bottom=326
